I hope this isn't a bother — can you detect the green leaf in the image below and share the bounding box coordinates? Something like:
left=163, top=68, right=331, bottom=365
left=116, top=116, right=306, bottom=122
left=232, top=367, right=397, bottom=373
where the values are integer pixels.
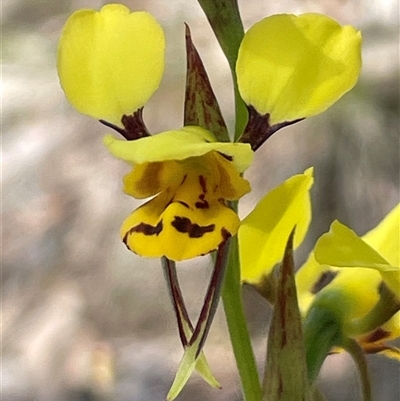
left=184, top=24, right=230, bottom=142
left=262, top=228, right=311, bottom=401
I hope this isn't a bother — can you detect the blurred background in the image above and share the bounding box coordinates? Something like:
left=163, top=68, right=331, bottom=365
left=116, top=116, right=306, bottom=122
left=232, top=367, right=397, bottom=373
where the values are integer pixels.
left=2, top=0, right=399, bottom=400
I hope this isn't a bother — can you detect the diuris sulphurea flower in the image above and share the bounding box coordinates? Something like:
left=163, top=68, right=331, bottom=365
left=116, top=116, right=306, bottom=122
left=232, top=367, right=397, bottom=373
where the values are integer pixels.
left=104, top=126, right=252, bottom=261
left=58, top=4, right=253, bottom=261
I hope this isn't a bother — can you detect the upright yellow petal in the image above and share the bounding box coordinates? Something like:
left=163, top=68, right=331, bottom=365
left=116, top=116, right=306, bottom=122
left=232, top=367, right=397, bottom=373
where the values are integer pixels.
left=236, top=13, right=361, bottom=124
left=57, top=4, right=165, bottom=125
left=239, top=168, right=313, bottom=283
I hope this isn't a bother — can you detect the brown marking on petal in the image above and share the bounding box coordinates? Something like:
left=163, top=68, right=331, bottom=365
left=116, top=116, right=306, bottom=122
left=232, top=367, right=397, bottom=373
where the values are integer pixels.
left=171, top=216, right=215, bottom=238
left=177, top=201, right=190, bottom=209
left=363, top=327, right=391, bottom=344
left=180, top=174, right=187, bottom=185
left=122, top=232, right=131, bottom=250
left=199, top=175, right=207, bottom=194
left=195, top=194, right=209, bottom=209
left=311, top=271, right=338, bottom=294
left=217, top=152, right=233, bottom=162
left=127, top=220, right=163, bottom=236
left=221, top=228, right=231, bottom=241
left=195, top=201, right=209, bottom=209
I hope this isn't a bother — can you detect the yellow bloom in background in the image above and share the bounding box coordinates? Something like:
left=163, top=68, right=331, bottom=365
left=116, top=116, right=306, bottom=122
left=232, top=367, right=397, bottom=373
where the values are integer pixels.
left=105, top=126, right=253, bottom=261
left=297, top=204, right=400, bottom=358
left=57, top=4, right=165, bottom=125
left=236, top=13, right=362, bottom=124
left=239, top=168, right=314, bottom=284
left=315, top=206, right=400, bottom=298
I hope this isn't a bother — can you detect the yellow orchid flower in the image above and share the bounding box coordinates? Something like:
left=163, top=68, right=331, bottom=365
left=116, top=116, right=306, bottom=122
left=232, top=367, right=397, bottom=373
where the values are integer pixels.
left=57, top=4, right=165, bottom=126
left=297, top=204, right=400, bottom=360
left=105, top=126, right=253, bottom=261
left=58, top=5, right=254, bottom=261
left=236, top=13, right=362, bottom=125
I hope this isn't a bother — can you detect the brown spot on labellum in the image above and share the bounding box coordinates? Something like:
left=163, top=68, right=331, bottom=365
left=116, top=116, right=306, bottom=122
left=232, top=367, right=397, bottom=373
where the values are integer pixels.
left=311, top=271, right=338, bottom=294
left=195, top=193, right=209, bottom=209
left=127, top=220, right=163, bottom=237
left=199, top=175, right=207, bottom=194
left=171, top=216, right=215, bottom=238
left=364, top=327, right=391, bottom=343
left=221, top=228, right=231, bottom=241
left=177, top=201, right=190, bottom=209
left=122, top=233, right=131, bottom=250
left=217, top=152, right=233, bottom=162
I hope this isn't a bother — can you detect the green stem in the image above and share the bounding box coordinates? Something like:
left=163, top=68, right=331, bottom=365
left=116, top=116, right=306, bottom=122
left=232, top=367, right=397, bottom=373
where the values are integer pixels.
left=342, top=338, right=372, bottom=401
left=222, top=232, right=262, bottom=401
left=196, top=3, right=259, bottom=398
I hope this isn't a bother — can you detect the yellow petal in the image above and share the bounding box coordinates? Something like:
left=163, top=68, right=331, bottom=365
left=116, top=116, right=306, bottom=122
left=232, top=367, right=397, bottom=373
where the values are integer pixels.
left=212, top=153, right=251, bottom=200
left=314, top=220, right=400, bottom=298
left=239, top=168, right=313, bottom=283
left=363, top=204, right=400, bottom=267
left=315, top=220, right=391, bottom=268
left=104, top=126, right=254, bottom=172
left=57, top=4, right=165, bottom=125
left=123, top=160, right=185, bottom=199
left=236, top=13, right=362, bottom=124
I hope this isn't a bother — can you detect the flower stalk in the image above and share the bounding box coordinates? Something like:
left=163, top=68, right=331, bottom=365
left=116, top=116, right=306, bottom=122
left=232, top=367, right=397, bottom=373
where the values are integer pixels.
left=222, top=232, right=262, bottom=401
